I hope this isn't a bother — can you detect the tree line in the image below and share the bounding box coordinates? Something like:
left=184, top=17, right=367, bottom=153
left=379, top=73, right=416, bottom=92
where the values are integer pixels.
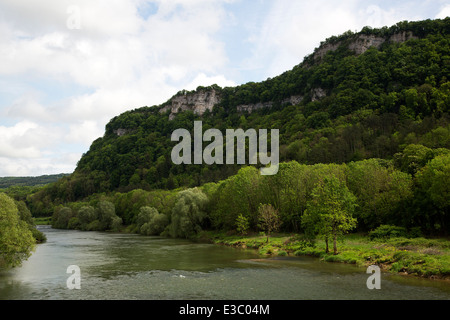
left=46, top=146, right=450, bottom=239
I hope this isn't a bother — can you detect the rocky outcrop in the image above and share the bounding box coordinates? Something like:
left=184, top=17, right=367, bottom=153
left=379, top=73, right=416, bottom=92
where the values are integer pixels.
left=114, top=128, right=131, bottom=137
left=313, top=31, right=418, bottom=61
left=236, top=95, right=303, bottom=113
left=159, top=89, right=221, bottom=120
left=160, top=89, right=304, bottom=118
left=348, top=34, right=386, bottom=55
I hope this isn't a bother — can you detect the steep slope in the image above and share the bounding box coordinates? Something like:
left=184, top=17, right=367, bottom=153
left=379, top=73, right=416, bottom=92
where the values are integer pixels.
left=32, top=18, right=450, bottom=209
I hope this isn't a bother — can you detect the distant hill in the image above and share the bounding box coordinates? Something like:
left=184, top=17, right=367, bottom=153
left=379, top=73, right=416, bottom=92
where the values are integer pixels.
left=32, top=18, right=450, bottom=206
left=0, top=174, right=69, bottom=188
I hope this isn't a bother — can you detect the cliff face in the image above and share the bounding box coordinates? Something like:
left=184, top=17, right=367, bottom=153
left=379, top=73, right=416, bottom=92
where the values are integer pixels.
left=313, top=31, right=417, bottom=61
left=159, top=89, right=221, bottom=120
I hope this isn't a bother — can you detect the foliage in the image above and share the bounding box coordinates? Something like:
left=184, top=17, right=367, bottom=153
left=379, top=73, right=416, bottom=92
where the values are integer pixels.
left=168, top=188, right=209, bottom=238
left=0, top=193, right=36, bottom=269
left=368, top=225, right=409, bottom=240
left=302, top=175, right=357, bottom=254
left=136, top=206, right=169, bottom=236
left=235, top=214, right=250, bottom=235
left=0, top=174, right=68, bottom=188
left=257, top=204, right=282, bottom=242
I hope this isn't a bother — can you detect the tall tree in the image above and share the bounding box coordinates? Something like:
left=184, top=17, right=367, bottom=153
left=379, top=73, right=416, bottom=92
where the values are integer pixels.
left=302, top=175, right=357, bottom=255
left=0, top=193, right=36, bottom=269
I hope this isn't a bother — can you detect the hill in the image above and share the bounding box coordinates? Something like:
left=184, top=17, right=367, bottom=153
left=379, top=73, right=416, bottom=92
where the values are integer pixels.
left=0, top=174, right=69, bottom=189
left=29, top=18, right=449, bottom=222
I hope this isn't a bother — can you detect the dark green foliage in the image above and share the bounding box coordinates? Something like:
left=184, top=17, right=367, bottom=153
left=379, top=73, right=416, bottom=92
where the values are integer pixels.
left=368, top=225, right=409, bottom=240
left=136, top=206, right=169, bottom=236
left=0, top=174, right=68, bottom=188
left=169, top=188, right=209, bottom=238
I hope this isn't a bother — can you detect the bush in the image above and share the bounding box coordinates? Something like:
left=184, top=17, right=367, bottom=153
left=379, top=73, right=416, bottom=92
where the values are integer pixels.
left=235, top=214, right=249, bottom=235
left=137, top=206, right=169, bottom=236
left=169, top=188, right=208, bottom=239
left=30, top=227, right=47, bottom=243
left=86, top=219, right=101, bottom=231
left=369, top=225, right=408, bottom=240
left=67, top=217, right=81, bottom=230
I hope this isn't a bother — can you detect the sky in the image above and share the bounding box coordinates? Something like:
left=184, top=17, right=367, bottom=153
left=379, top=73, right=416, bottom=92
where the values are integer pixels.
left=0, top=0, right=449, bottom=177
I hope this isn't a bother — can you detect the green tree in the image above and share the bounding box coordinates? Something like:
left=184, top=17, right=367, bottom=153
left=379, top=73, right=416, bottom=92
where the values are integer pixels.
left=0, top=193, right=36, bottom=269
left=77, top=206, right=97, bottom=230
left=96, top=201, right=122, bottom=231
left=235, top=214, right=250, bottom=235
left=257, top=204, right=282, bottom=242
left=137, top=206, right=168, bottom=236
left=415, top=154, right=450, bottom=233
left=169, top=188, right=208, bottom=238
left=52, top=206, right=74, bottom=229
left=302, top=175, right=357, bottom=255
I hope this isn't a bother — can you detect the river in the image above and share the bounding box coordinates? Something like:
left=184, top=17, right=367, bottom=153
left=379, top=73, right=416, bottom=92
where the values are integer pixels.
left=0, top=225, right=449, bottom=300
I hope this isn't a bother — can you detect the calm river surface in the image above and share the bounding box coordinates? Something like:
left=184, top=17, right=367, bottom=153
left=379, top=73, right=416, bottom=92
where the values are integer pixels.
left=0, top=225, right=449, bottom=300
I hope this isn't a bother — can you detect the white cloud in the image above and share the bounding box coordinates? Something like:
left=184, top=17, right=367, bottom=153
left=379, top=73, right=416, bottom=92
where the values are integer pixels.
left=436, top=4, right=450, bottom=18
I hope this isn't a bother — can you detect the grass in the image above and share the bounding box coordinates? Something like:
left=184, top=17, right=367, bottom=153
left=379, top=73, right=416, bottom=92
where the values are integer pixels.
left=33, top=217, right=52, bottom=225
left=199, top=231, right=450, bottom=280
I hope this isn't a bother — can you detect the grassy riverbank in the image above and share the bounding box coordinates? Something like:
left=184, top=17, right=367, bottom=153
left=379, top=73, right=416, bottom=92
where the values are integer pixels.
left=198, top=231, right=450, bottom=280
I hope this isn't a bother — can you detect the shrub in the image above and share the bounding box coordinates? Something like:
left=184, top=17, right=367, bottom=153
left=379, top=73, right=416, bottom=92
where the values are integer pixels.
left=137, top=206, right=169, bottom=236
left=67, top=217, right=81, bottom=230
left=369, top=225, right=408, bottom=240
left=169, top=188, right=208, bottom=239
left=235, top=214, right=249, bottom=235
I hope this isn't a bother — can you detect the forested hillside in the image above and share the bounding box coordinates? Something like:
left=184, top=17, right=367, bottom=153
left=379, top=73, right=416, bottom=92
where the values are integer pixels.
left=0, top=174, right=69, bottom=188
left=28, top=18, right=450, bottom=235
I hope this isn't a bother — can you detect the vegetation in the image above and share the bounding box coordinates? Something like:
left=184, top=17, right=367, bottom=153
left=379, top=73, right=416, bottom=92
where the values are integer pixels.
left=208, top=231, right=450, bottom=279
left=0, top=174, right=68, bottom=188
left=2, top=19, right=449, bottom=277
left=302, top=175, right=357, bottom=254
left=0, top=193, right=38, bottom=269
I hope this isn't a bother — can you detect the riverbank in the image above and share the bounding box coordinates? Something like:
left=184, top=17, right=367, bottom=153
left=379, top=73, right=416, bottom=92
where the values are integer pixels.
left=197, top=231, right=450, bottom=281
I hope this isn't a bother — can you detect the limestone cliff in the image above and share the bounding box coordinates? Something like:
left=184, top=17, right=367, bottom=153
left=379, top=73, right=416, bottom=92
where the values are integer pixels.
left=312, top=31, right=417, bottom=61
left=159, top=89, right=221, bottom=120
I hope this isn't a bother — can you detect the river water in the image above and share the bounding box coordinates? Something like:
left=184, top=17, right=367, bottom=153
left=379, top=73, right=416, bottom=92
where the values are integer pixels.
left=0, top=225, right=449, bottom=300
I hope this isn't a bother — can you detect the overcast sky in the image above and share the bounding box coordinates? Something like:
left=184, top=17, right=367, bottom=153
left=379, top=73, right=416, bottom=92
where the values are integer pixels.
left=0, top=0, right=449, bottom=177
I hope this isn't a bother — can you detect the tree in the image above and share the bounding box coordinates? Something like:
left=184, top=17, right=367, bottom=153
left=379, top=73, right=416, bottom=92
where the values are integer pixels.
left=257, top=204, right=282, bottom=242
left=235, top=214, right=250, bottom=235
left=96, top=201, right=122, bottom=231
left=137, top=206, right=168, bottom=236
left=52, top=206, right=74, bottom=229
left=302, top=175, right=357, bottom=255
left=77, top=206, right=97, bottom=230
left=0, top=193, right=36, bottom=269
left=169, top=188, right=209, bottom=238
left=415, top=154, right=450, bottom=234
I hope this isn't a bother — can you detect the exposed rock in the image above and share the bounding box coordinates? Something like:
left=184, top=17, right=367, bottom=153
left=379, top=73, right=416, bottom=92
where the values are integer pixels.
left=348, top=34, right=386, bottom=55
left=236, top=95, right=304, bottom=114
left=159, top=89, right=221, bottom=120
left=389, top=31, right=417, bottom=43
left=313, top=31, right=418, bottom=61
left=114, top=128, right=131, bottom=137
left=237, top=101, right=273, bottom=113
left=311, top=88, right=326, bottom=102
